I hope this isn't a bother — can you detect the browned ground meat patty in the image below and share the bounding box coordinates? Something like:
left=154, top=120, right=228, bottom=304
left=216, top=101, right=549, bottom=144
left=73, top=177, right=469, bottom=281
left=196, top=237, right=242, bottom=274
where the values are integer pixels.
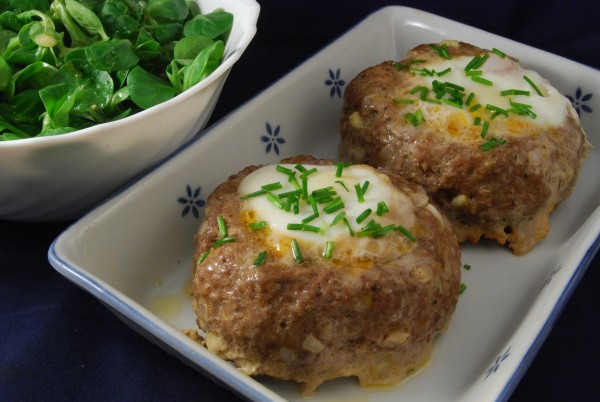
left=192, top=155, right=461, bottom=394
left=339, top=41, right=591, bottom=255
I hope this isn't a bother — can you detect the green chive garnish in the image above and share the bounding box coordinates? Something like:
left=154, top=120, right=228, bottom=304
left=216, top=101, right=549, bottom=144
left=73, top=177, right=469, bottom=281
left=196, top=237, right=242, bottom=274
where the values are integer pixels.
left=523, top=75, right=544, bottom=96
left=335, top=162, right=345, bottom=177
left=469, top=104, right=482, bottom=112
left=376, top=201, right=389, bottom=216
left=459, top=283, right=467, bottom=294
left=480, top=137, right=507, bottom=151
left=481, top=120, right=490, bottom=138
left=474, top=116, right=481, bottom=126
left=354, top=183, right=365, bottom=203
left=436, top=67, right=452, bottom=76
left=217, top=216, right=228, bottom=237
left=323, top=241, right=335, bottom=259
left=276, top=165, right=294, bottom=175
left=342, top=217, right=355, bottom=237
left=486, top=104, right=508, bottom=116
left=211, top=236, right=236, bottom=248
left=330, top=211, right=346, bottom=227
left=356, top=208, right=372, bottom=224
left=465, top=92, right=475, bottom=106
left=471, top=76, right=493, bottom=86
left=323, top=197, right=345, bottom=214
left=197, top=250, right=210, bottom=265
left=492, top=48, right=506, bottom=58
left=249, top=221, right=267, bottom=231
left=291, top=239, right=303, bottom=263
left=429, top=43, right=451, bottom=60
left=335, top=180, right=349, bottom=192
left=397, top=225, right=416, bottom=242
left=266, top=192, right=285, bottom=209
left=500, top=89, right=530, bottom=97
left=254, top=251, right=267, bottom=266
left=463, top=264, right=472, bottom=270
left=392, top=62, right=407, bottom=70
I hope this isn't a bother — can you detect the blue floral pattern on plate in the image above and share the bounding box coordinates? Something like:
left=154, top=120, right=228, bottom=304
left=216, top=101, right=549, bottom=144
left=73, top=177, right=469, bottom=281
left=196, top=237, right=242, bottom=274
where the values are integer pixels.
left=178, top=185, right=206, bottom=218
left=567, top=87, right=593, bottom=115
left=261, top=122, right=285, bottom=155
left=325, top=68, right=345, bottom=98
left=485, top=347, right=512, bottom=380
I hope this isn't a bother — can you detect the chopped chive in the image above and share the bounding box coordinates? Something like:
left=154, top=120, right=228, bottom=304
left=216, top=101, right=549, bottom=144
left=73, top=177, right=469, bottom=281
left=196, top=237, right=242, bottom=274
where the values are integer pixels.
left=276, top=165, right=294, bottom=175
left=480, top=137, right=507, bottom=151
left=294, top=163, right=307, bottom=173
left=335, top=180, right=349, bottom=192
left=410, top=85, right=427, bottom=95
left=474, top=116, right=482, bottom=126
left=459, top=283, right=467, bottom=294
left=436, top=67, right=452, bottom=76
left=486, top=104, right=509, bottom=116
left=354, top=182, right=365, bottom=203
left=288, top=174, right=300, bottom=190
left=307, top=195, right=319, bottom=213
left=217, top=216, right=228, bottom=238
left=396, top=225, right=416, bottom=242
left=373, top=224, right=397, bottom=238
left=266, top=192, right=285, bottom=209
left=287, top=223, right=304, bottom=230
left=261, top=181, right=283, bottom=191
left=392, top=62, right=408, bottom=70
left=302, top=213, right=319, bottom=224
left=422, top=98, right=442, bottom=105
left=465, top=70, right=483, bottom=76
left=410, top=67, right=434, bottom=76
left=254, top=251, right=267, bottom=266
left=330, top=211, right=346, bottom=227
left=301, top=167, right=317, bottom=178
left=465, top=92, right=475, bottom=106
left=361, top=180, right=370, bottom=195
left=249, top=221, right=267, bottom=231
left=469, top=103, right=482, bottom=112
left=302, top=224, right=321, bottom=233
left=301, top=175, right=308, bottom=200
left=291, top=239, right=303, bottom=263
left=323, top=241, right=335, bottom=259
left=335, top=162, right=345, bottom=177
left=196, top=250, right=210, bottom=265
left=411, top=59, right=427, bottom=64
left=240, top=189, right=268, bottom=199
left=523, top=75, right=544, bottom=96
left=492, top=48, right=506, bottom=58
left=463, top=263, right=472, bottom=270
left=376, top=200, right=389, bottom=216
left=500, top=89, right=530, bottom=97
left=393, top=98, right=415, bottom=104
left=323, top=197, right=345, bottom=214
left=211, top=236, right=236, bottom=248
left=464, top=55, right=481, bottom=71
left=443, top=99, right=463, bottom=108
left=473, top=53, right=489, bottom=69
left=481, top=120, right=490, bottom=138
left=356, top=208, right=372, bottom=224
left=342, top=217, right=355, bottom=237
left=429, top=43, right=451, bottom=60
left=471, top=76, right=493, bottom=86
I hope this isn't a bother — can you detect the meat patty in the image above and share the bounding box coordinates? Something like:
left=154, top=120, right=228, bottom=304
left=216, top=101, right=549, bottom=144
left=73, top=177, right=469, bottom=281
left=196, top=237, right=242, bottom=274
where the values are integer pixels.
left=339, top=41, right=591, bottom=255
left=191, top=155, right=461, bottom=394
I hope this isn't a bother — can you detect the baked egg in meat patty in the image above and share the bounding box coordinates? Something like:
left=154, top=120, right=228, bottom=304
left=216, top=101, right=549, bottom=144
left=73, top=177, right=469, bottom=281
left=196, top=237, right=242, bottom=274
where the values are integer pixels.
left=339, top=41, right=591, bottom=255
left=191, top=155, right=461, bottom=395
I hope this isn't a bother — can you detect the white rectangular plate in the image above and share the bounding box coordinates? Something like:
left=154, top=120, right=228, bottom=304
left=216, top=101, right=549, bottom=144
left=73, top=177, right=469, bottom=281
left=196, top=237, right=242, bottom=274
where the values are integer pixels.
left=49, top=6, right=600, bottom=402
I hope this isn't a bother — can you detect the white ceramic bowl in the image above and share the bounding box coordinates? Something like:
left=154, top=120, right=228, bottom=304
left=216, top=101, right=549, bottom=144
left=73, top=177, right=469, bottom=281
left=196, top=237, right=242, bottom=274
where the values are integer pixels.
left=0, top=0, right=259, bottom=221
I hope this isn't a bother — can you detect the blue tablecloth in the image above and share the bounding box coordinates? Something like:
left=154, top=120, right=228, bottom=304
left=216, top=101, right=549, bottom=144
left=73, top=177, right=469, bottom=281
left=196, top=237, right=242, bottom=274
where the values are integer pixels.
left=2, top=1, right=599, bottom=400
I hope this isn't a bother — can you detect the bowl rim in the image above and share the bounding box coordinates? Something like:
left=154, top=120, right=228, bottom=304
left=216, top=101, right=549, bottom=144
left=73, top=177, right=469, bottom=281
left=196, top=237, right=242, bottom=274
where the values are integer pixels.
left=0, top=0, right=260, bottom=148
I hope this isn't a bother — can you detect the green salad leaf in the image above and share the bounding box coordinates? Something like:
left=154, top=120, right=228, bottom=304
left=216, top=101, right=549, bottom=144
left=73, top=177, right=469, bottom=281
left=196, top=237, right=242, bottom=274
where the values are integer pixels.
left=0, top=0, right=233, bottom=141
